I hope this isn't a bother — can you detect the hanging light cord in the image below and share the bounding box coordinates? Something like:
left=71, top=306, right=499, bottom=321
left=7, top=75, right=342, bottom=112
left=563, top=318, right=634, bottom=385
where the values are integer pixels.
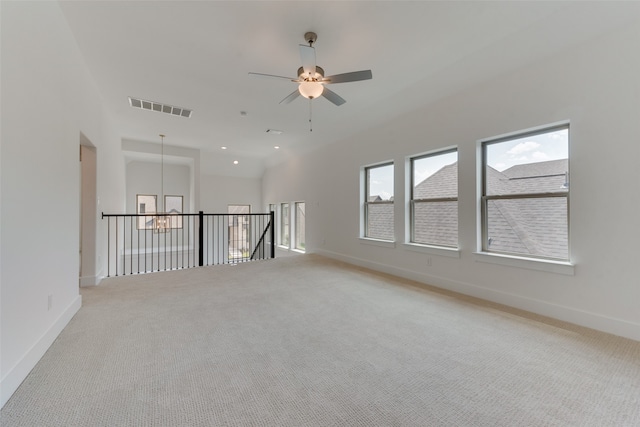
left=309, top=99, right=313, bottom=132
left=160, top=134, right=165, bottom=213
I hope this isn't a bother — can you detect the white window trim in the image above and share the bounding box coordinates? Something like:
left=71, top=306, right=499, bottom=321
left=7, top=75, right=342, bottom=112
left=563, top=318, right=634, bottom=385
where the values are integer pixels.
left=293, top=201, right=306, bottom=253
left=359, top=237, right=396, bottom=248
left=406, top=147, right=459, bottom=250
left=361, top=161, right=395, bottom=241
left=279, top=202, right=290, bottom=248
left=473, top=251, right=574, bottom=276
left=403, top=243, right=460, bottom=258
left=476, top=120, right=572, bottom=271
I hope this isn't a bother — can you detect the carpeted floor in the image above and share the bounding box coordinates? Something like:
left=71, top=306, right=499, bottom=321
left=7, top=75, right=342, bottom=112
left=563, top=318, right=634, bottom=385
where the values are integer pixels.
left=2, top=254, right=639, bottom=426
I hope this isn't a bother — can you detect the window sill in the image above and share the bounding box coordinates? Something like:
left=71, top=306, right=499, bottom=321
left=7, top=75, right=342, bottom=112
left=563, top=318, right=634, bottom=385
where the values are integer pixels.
left=403, top=243, right=460, bottom=258
left=291, top=248, right=306, bottom=254
left=359, top=237, right=396, bottom=249
left=473, top=251, right=574, bottom=276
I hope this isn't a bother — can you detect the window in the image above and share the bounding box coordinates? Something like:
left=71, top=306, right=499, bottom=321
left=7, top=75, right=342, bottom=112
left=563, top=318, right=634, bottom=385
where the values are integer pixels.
left=280, top=203, right=290, bottom=247
left=295, top=202, right=305, bottom=251
left=410, top=149, right=458, bottom=247
left=228, top=205, right=250, bottom=259
left=481, top=124, right=569, bottom=261
left=364, top=163, right=394, bottom=240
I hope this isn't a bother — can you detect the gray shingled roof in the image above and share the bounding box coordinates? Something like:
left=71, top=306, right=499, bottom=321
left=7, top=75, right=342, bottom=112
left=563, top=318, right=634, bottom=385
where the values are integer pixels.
left=412, top=163, right=458, bottom=246
left=366, top=202, right=394, bottom=240
left=409, top=159, right=568, bottom=258
left=414, top=162, right=458, bottom=199
left=486, top=159, right=568, bottom=258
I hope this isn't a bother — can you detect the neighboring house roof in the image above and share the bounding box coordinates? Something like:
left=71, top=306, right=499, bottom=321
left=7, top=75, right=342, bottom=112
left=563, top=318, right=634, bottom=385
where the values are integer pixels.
left=366, top=203, right=394, bottom=240
left=411, top=162, right=458, bottom=246
left=409, top=159, right=568, bottom=258
left=492, top=159, right=568, bottom=195
left=414, top=162, right=458, bottom=199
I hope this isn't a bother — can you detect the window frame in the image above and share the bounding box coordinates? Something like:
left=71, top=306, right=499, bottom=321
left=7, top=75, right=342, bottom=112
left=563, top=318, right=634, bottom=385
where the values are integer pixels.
left=409, top=148, right=458, bottom=248
left=294, top=201, right=305, bottom=252
left=280, top=202, right=290, bottom=247
left=480, top=123, right=570, bottom=262
left=363, top=162, right=395, bottom=241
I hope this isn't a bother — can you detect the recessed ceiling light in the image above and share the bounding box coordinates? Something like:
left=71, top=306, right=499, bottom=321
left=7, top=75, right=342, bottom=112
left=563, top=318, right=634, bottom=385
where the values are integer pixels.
left=233, top=160, right=239, bottom=165
left=221, top=146, right=227, bottom=150
left=274, top=146, right=280, bottom=149
left=266, top=129, right=283, bottom=134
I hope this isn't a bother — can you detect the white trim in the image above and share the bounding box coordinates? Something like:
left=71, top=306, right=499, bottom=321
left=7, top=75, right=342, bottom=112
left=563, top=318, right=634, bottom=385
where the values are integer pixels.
left=473, top=251, right=574, bottom=276
left=403, top=243, right=460, bottom=258
left=359, top=237, right=396, bottom=248
left=79, top=275, right=102, bottom=287
left=314, top=249, right=638, bottom=342
left=1, top=295, right=82, bottom=408
left=477, top=119, right=571, bottom=144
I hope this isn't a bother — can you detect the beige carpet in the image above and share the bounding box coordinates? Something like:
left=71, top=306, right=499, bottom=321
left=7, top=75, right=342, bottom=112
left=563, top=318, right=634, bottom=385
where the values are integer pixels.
left=2, top=254, right=639, bottom=426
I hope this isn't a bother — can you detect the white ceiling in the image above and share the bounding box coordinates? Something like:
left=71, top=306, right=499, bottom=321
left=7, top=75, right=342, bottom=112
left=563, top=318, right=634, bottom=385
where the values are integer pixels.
left=59, top=1, right=640, bottom=175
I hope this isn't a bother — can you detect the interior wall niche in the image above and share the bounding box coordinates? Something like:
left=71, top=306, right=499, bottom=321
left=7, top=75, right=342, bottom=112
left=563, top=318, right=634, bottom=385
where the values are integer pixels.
left=125, top=160, right=191, bottom=215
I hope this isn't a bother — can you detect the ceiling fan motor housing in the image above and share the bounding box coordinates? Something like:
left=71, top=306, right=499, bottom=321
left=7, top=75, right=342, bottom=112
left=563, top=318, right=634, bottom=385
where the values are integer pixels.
left=298, top=66, right=324, bottom=81
left=304, top=31, right=317, bottom=46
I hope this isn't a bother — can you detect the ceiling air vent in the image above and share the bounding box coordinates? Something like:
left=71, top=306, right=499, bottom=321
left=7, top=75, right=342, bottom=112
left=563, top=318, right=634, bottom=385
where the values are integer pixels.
left=128, top=97, right=192, bottom=118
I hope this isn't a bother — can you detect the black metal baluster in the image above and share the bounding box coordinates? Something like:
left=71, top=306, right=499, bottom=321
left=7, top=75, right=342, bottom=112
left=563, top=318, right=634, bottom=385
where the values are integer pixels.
left=106, top=215, right=111, bottom=277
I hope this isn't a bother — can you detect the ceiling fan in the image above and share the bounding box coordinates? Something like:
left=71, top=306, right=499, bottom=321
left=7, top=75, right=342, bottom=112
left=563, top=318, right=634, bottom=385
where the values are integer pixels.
left=249, top=32, right=372, bottom=106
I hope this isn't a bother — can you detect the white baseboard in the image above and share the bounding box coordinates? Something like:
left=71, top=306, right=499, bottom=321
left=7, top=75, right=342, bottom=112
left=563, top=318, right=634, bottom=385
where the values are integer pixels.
left=79, top=275, right=101, bottom=287
left=1, top=295, right=82, bottom=409
left=315, top=249, right=640, bottom=342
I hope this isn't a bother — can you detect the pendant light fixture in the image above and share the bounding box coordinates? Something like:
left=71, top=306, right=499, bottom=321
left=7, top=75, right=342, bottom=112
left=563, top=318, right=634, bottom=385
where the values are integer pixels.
left=156, top=134, right=170, bottom=233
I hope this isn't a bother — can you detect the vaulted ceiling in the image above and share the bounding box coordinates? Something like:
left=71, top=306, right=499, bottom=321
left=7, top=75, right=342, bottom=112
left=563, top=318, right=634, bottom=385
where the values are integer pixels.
left=59, top=1, right=639, bottom=176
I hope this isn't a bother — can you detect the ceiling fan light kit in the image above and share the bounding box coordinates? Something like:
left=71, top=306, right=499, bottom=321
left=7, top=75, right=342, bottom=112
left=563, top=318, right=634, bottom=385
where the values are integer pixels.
left=249, top=31, right=372, bottom=108
left=298, top=81, right=323, bottom=99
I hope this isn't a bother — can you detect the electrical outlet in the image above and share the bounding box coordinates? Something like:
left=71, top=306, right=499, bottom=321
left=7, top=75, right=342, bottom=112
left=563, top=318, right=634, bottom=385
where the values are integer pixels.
left=47, top=294, right=53, bottom=311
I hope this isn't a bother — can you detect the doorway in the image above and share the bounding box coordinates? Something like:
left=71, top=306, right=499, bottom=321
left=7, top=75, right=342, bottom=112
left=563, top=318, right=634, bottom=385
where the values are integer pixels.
left=80, top=135, right=97, bottom=286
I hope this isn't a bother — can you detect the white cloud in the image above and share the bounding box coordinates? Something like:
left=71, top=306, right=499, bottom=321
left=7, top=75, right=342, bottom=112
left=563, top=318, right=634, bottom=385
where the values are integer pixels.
left=549, top=130, right=568, bottom=140
left=507, top=141, right=541, bottom=156
left=532, top=151, right=550, bottom=161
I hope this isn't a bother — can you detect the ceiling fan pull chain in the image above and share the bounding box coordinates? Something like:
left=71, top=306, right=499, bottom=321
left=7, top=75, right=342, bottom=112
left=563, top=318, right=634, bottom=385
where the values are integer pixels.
left=309, top=98, right=313, bottom=132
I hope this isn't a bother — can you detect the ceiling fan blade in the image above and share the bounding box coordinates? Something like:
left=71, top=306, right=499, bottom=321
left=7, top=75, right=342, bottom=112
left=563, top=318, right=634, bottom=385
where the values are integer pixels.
left=321, top=86, right=346, bottom=106
left=299, top=45, right=316, bottom=78
left=279, top=89, right=300, bottom=105
left=249, top=72, right=298, bottom=82
left=323, top=70, right=372, bottom=84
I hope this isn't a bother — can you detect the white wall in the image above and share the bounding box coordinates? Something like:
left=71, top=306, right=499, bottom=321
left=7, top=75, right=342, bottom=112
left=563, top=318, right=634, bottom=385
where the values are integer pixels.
left=200, top=174, right=262, bottom=213
left=80, top=143, right=98, bottom=287
left=126, top=161, right=191, bottom=214
left=1, top=2, right=125, bottom=407
left=263, top=22, right=640, bottom=341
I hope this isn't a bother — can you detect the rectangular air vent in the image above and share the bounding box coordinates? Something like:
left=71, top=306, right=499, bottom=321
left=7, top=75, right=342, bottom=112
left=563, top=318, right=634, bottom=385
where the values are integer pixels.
left=128, top=97, right=192, bottom=118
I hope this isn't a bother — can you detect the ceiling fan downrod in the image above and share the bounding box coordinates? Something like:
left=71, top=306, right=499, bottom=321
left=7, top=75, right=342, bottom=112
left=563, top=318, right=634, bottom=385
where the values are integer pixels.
left=304, top=31, right=317, bottom=47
